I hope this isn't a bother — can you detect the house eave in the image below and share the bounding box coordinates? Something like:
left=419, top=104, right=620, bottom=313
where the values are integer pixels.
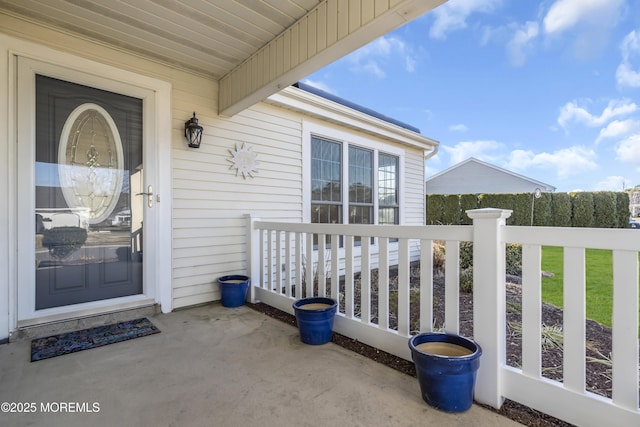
left=266, top=86, right=439, bottom=153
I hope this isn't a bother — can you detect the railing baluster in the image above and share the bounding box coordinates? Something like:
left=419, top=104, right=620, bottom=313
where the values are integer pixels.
left=284, top=231, right=292, bottom=297
left=305, top=232, right=313, bottom=298
left=259, top=228, right=266, bottom=289
left=379, top=237, right=389, bottom=330
left=521, top=244, right=542, bottom=378
left=397, top=238, right=410, bottom=336
left=276, top=230, right=282, bottom=294
left=267, top=230, right=274, bottom=291
left=445, top=240, right=460, bottom=335
left=563, top=247, right=586, bottom=392
left=295, top=232, right=302, bottom=298
left=317, top=234, right=326, bottom=297
left=344, top=235, right=354, bottom=318
left=420, top=238, right=433, bottom=333
left=361, top=236, right=371, bottom=323
left=331, top=234, right=339, bottom=302
left=612, top=250, right=639, bottom=410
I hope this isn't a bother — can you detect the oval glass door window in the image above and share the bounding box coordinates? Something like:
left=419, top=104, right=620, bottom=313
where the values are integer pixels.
left=58, top=103, right=124, bottom=225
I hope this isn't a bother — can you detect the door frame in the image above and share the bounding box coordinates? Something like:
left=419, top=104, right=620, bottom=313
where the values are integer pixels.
left=5, top=36, right=172, bottom=330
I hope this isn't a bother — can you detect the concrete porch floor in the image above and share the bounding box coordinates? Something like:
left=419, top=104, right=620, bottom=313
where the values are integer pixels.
left=0, top=303, right=521, bottom=427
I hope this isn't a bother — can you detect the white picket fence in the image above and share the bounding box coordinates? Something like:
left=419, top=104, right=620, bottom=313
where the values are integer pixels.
left=245, top=209, right=640, bottom=426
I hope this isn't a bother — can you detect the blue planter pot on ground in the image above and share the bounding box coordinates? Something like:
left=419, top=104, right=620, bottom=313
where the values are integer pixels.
left=292, top=297, right=337, bottom=345
left=408, top=333, right=482, bottom=413
left=217, top=275, right=250, bottom=308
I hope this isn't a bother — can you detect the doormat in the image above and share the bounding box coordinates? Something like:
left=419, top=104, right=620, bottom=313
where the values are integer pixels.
left=30, top=318, right=160, bottom=362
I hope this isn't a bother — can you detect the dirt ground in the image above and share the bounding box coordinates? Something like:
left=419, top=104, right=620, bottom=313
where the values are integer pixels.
left=247, top=265, right=624, bottom=427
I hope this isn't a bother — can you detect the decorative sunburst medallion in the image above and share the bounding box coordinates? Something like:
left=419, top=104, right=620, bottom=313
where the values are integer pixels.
left=227, top=143, right=259, bottom=179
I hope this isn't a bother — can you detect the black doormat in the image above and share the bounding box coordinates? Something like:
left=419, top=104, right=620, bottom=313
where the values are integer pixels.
left=30, top=317, right=160, bottom=362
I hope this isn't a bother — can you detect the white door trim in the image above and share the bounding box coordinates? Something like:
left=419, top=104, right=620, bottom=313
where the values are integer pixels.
left=5, top=37, right=172, bottom=331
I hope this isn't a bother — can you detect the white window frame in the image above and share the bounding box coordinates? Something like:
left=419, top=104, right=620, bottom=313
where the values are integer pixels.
left=303, top=120, right=405, bottom=227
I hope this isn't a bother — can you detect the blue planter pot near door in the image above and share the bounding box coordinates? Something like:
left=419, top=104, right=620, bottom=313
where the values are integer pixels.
left=408, top=333, right=482, bottom=413
left=292, top=297, right=337, bottom=345
left=217, top=275, right=250, bottom=308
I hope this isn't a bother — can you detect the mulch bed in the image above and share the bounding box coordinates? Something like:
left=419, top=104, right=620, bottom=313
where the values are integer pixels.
left=246, top=265, right=628, bottom=427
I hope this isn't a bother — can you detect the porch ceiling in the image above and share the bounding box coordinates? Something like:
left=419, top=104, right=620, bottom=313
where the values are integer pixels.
left=0, top=0, right=446, bottom=116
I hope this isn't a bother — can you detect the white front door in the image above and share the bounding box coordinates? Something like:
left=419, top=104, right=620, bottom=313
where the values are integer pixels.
left=16, top=56, right=168, bottom=323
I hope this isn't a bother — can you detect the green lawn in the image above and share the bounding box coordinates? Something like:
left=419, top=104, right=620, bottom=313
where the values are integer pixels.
left=541, top=246, right=640, bottom=331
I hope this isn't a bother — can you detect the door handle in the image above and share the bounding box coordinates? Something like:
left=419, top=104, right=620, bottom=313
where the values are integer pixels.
left=136, top=185, right=153, bottom=208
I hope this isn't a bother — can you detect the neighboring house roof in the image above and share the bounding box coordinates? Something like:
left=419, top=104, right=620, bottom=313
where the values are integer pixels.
left=425, top=157, right=556, bottom=194
left=293, top=82, right=421, bottom=133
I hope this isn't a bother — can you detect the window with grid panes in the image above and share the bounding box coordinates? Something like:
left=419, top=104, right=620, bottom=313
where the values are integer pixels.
left=378, top=153, right=399, bottom=225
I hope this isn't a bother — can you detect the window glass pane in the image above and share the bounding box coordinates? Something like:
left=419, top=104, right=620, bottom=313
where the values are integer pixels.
left=311, top=204, right=341, bottom=224
left=349, top=205, right=373, bottom=224
left=311, top=137, right=341, bottom=203
left=379, top=207, right=399, bottom=225
left=378, top=153, right=398, bottom=206
left=349, top=146, right=372, bottom=204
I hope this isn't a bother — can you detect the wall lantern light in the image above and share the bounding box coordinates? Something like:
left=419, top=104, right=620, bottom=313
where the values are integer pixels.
left=185, top=112, right=203, bottom=148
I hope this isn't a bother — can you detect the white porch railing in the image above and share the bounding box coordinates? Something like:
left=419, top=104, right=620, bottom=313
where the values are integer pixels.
left=245, top=209, right=640, bottom=426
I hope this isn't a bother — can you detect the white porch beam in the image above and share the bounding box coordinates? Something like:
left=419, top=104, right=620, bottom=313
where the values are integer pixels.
left=219, top=0, right=447, bottom=117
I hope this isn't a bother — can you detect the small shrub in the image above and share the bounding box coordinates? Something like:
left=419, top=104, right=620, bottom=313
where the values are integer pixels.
left=505, top=243, right=522, bottom=275
left=457, top=241, right=521, bottom=275
left=432, top=241, right=446, bottom=270
left=459, top=241, right=473, bottom=270
left=459, top=268, right=473, bottom=293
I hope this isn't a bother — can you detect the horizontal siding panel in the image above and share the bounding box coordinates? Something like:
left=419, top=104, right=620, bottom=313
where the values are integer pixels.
left=172, top=208, right=301, bottom=221
left=173, top=292, right=218, bottom=310
left=173, top=283, right=217, bottom=299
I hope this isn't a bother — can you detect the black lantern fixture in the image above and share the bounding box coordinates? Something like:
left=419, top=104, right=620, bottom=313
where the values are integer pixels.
left=184, top=112, right=203, bottom=148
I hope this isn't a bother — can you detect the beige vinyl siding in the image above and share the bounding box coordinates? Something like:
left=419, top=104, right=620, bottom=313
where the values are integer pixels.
left=171, top=102, right=304, bottom=308
left=404, top=150, right=426, bottom=225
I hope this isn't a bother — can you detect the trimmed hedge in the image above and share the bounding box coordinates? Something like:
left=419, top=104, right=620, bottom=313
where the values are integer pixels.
left=571, top=192, right=594, bottom=227
left=443, top=194, right=461, bottom=225
left=459, top=194, right=478, bottom=225
left=616, top=192, right=630, bottom=228
left=593, top=192, right=617, bottom=228
left=426, top=190, right=629, bottom=228
left=551, top=192, right=572, bottom=227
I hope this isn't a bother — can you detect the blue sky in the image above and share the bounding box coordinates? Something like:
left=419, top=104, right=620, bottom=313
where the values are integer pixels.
left=304, top=0, right=640, bottom=192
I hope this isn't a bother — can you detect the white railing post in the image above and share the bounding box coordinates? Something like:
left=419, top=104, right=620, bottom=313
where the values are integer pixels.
left=245, top=214, right=261, bottom=303
left=466, top=208, right=512, bottom=409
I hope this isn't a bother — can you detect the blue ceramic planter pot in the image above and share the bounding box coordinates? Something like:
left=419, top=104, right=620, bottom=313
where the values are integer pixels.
left=408, top=333, right=482, bottom=413
left=218, top=275, right=250, bottom=308
left=292, top=297, right=337, bottom=345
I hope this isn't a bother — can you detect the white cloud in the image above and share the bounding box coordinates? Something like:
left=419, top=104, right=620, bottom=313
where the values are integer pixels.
left=615, top=134, right=640, bottom=170
left=507, top=146, right=597, bottom=179
left=542, top=0, right=625, bottom=60
left=557, top=99, right=638, bottom=130
left=429, top=0, right=503, bottom=39
left=543, top=0, right=623, bottom=35
left=594, top=176, right=630, bottom=191
left=449, top=123, right=469, bottom=132
left=616, top=30, right=640, bottom=88
left=596, top=119, right=640, bottom=143
left=442, top=140, right=504, bottom=164
left=506, top=21, right=539, bottom=67
left=343, top=36, right=418, bottom=78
